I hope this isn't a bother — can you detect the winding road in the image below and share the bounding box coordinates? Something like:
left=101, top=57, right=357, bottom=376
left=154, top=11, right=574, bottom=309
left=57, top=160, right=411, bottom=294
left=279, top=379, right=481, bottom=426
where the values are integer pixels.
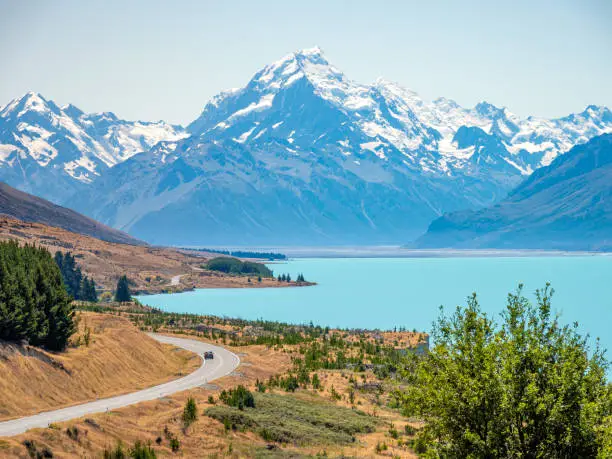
left=0, top=334, right=240, bottom=437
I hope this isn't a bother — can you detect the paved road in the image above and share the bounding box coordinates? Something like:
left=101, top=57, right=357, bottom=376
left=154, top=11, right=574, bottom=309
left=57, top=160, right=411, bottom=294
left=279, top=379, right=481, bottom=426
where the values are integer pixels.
left=170, top=274, right=184, bottom=286
left=0, top=334, right=240, bottom=437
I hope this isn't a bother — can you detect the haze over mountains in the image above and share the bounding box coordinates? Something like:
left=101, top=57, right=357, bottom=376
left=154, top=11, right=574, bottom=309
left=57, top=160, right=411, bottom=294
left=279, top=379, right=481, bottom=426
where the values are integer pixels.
left=1, top=47, right=611, bottom=245
left=0, top=182, right=141, bottom=245
left=416, top=134, right=612, bottom=251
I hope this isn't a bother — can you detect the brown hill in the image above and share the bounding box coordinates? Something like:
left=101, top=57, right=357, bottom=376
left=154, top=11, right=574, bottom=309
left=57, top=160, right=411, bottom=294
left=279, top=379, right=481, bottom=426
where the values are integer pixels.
left=0, top=216, right=292, bottom=293
left=0, top=181, right=142, bottom=245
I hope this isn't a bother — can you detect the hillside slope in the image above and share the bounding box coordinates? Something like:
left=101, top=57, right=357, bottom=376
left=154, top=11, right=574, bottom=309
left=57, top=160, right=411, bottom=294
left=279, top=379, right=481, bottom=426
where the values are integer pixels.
left=415, top=134, right=612, bottom=251
left=0, top=181, right=142, bottom=245
left=0, top=313, right=198, bottom=421
left=0, top=217, right=291, bottom=292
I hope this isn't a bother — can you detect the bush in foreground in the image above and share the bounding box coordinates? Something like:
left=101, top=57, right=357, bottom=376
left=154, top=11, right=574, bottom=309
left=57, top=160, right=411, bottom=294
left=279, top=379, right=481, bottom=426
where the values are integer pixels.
left=219, top=385, right=255, bottom=410
left=397, top=284, right=611, bottom=457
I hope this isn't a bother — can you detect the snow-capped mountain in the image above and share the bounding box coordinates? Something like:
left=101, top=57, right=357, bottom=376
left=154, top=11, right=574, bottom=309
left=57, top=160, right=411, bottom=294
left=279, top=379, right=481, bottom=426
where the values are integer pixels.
left=0, top=92, right=186, bottom=201
left=188, top=47, right=612, bottom=182
left=2, top=47, right=611, bottom=244
left=67, top=47, right=612, bottom=245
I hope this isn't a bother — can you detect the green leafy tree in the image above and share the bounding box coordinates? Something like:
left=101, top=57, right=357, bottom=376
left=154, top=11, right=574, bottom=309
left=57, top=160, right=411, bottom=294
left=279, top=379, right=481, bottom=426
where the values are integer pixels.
left=398, top=285, right=610, bottom=457
left=115, top=275, right=131, bottom=302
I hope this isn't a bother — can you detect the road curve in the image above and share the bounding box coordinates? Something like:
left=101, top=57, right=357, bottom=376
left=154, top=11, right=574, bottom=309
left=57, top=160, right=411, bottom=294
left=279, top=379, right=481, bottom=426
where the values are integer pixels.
left=0, top=334, right=240, bottom=437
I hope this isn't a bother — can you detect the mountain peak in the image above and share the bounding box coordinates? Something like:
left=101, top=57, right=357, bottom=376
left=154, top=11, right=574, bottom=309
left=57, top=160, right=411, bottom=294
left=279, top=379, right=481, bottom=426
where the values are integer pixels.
left=474, top=101, right=504, bottom=117
left=295, top=45, right=324, bottom=58
left=0, top=91, right=51, bottom=119
left=253, top=45, right=336, bottom=88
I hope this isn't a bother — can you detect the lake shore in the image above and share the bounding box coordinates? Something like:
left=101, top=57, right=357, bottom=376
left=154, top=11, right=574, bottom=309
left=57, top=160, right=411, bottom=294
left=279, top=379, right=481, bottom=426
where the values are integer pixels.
left=268, top=246, right=612, bottom=258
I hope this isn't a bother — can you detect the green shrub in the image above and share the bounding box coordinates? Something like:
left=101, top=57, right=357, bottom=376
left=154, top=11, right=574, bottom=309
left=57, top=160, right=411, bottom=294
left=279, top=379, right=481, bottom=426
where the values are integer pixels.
left=375, top=441, right=388, bottom=453
left=129, top=441, right=156, bottom=459
left=182, top=397, right=198, bottom=427
left=219, top=385, right=255, bottom=410
left=169, top=437, right=180, bottom=453
left=398, top=285, right=610, bottom=458
left=206, top=392, right=377, bottom=446
left=103, top=441, right=126, bottom=459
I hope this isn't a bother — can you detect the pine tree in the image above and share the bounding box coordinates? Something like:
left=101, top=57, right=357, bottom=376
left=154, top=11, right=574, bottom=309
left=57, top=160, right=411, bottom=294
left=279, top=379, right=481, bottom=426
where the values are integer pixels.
left=115, top=275, right=131, bottom=302
left=55, top=251, right=97, bottom=301
left=79, top=276, right=98, bottom=302
left=286, top=273, right=291, bottom=282
left=0, top=241, right=75, bottom=350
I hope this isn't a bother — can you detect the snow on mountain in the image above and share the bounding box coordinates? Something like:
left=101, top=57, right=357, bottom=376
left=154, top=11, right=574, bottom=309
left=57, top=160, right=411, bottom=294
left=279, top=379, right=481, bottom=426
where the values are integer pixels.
left=189, top=47, right=612, bottom=181
left=415, top=133, right=612, bottom=250
left=0, top=92, right=186, bottom=200
left=2, top=47, right=611, bottom=245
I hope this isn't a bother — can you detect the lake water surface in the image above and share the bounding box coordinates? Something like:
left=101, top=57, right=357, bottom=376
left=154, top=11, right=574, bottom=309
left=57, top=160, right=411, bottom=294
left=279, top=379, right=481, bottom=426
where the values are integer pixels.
left=137, top=256, right=612, bottom=354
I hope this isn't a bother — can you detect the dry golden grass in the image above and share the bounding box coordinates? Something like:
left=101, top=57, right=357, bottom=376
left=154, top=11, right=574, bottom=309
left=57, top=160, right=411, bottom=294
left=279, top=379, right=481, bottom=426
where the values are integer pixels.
left=0, top=217, right=305, bottom=294
left=0, top=313, right=199, bottom=421
left=0, top=334, right=297, bottom=458
left=0, top=318, right=419, bottom=458
left=309, top=370, right=420, bottom=458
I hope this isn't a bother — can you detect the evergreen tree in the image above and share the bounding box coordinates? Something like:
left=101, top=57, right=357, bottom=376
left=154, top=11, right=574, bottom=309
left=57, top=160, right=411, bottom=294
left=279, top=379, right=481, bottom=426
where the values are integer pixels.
left=0, top=241, right=75, bottom=350
left=115, top=275, right=131, bottom=302
left=79, top=276, right=98, bottom=302
left=54, top=251, right=97, bottom=301
left=286, top=273, right=291, bottom=282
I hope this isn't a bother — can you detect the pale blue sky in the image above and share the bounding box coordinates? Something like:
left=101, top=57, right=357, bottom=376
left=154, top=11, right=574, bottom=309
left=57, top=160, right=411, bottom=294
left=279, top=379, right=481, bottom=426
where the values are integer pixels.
left=1, top=0, right=610, bottom=125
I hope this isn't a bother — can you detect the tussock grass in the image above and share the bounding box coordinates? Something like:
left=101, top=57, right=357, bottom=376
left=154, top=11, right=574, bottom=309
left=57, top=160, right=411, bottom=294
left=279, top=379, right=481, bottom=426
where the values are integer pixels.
left=206, top=392, right=377, bottom=446
left=0, top=313, right=198, bottom=420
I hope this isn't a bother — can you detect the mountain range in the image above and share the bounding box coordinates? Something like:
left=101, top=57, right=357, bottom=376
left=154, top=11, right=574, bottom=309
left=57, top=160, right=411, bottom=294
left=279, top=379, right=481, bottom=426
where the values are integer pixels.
left=1, top=47, right=611, bottom=245
left=415, top=134, right=612, bottom=251
left=0, top=92, right=186, bottom=202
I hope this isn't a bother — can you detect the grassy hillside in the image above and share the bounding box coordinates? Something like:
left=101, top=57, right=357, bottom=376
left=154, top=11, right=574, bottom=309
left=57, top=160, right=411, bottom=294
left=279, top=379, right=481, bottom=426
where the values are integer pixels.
left=0, top=312, right=198, bottom=421
left=0, top=217, right=297, bottom=293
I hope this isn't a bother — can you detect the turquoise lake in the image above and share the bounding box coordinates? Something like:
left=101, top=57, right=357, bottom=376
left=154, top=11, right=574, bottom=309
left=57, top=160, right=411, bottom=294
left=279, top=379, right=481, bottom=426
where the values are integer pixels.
left=137, top=256, right=612, bottom=355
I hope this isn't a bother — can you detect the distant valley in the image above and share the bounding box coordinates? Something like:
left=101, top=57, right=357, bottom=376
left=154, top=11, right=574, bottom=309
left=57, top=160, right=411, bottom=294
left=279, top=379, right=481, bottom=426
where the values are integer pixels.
left=1, top=48, right=611, bottom=245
